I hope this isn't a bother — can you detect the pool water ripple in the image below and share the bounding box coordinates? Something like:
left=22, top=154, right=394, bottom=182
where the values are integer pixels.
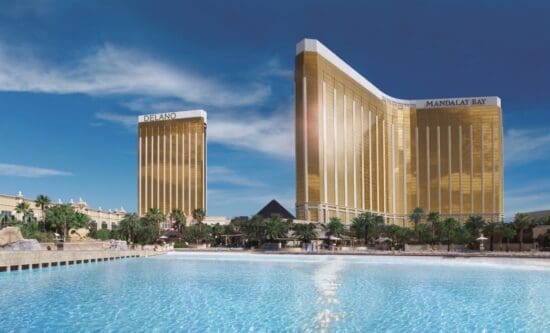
left=0, top=253, right=549, bottom=332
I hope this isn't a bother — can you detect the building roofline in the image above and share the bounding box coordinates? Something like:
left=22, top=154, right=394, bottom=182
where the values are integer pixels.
left=296, top=38, right=501, bottom=109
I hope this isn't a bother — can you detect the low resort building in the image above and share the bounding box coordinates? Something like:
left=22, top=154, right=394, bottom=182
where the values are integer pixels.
left=0, top=191, right=125, bottom=230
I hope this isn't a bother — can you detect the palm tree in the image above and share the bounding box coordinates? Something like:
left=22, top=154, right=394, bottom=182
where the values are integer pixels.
left=442, top=217, right=460, bottom=252
left=15, top=201, right=31, bottom=222
left=327, top=217, right=345, bottom=237
left=351, top=212, right=377, bottom=245
left=192, top=208, right=205, bottom=224
left=513, top=213, right=532, bottom=251
left=45, top=204, right=74, bottom=241
left=34, top=194, right=51, bottom=228
left=492, top=223, right=505, bottom=251
left=501, top=223, right=516, bottom=252
left=171, top=209, right=186, bottom=233
left=293, top=223, right=317, bottom=245
left=409, top=207, right=424, bottom=231
left=264, top=215, right=289, bottom=242
left=118, top=213, right=141, bottom=243
left=72, top=212, right=91, bottom=229
left=465, top=215, right=486, bottom=237
left=426, top=211, right=441, bottom=244
left=145, top=208, right=165, bottom=236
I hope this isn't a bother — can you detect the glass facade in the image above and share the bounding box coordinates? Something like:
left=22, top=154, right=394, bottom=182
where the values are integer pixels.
left=138, top=111, right=207, bottom=218
left=295, top=39, right=503, bottom=225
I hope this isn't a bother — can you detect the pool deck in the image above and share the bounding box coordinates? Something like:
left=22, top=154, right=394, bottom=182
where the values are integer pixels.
left=174, top=248, right=550, bottom=259
left=0, top=250, right=166, bottom=272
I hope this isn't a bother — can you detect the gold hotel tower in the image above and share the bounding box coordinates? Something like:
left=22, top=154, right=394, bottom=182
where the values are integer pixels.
left=138, top=110, right=207, bottom=218
left=295, top=39, right=503, bottom=225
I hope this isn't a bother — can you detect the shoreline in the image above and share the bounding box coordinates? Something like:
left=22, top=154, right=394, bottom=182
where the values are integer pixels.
left=173, top=248, right=550, bottom=259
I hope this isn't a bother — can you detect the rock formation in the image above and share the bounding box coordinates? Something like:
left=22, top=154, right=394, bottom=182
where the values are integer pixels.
left=0, top=227, right=24, bottom=246
left=69, top=228, right=91, bottom=242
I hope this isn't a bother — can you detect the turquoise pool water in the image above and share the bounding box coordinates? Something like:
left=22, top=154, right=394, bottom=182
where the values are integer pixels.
left=1, top=253, right=549, bottom=332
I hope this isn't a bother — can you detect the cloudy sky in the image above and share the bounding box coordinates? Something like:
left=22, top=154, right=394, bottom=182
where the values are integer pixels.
left=0, top=1, right=549, bottom=218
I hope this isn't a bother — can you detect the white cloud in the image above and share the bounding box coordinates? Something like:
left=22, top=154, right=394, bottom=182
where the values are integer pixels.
left=263, top=57, right=293, bottom=78
left=505, top=128, right=550, bottom=165
left=0, top=163, right=72, bottom=177
left=121, top=98, right=189, bottom=113
left=208, top=166, right=265, bottom=187
left=208, top=104, right=294, bottom=159
left=0, top=43, right=270, bottom=107
left=95, top=112, right=136, bottom=128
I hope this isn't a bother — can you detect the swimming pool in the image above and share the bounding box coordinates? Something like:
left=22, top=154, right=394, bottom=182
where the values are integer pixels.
left=1, top=253, right=549, bottom=332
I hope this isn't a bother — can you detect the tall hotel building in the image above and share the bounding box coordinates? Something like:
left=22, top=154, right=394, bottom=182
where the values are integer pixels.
left=138, top=110, right=207, bottom=218
left=295, top=39, right=503, bottom=225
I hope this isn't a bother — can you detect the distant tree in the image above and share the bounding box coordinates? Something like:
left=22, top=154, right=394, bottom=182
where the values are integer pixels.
left=210, top=223, right=226, bottom=246
left=240, top=215, right=266, bottom=246
left=293, top=223, right=317, bottom=244
left=171, top=209, right=186, bottom=233
left=34, top=194, right=51, bottom=229
left=45, top=205, right=75, bottom=241
left=409, top=207, right=425, bottom=231
left=192, top=208, right=205, bottom=224
left=351, top=212, right=380, bottom=245
left=136, top=217, right=159, bottom=245
left=465, top=216, right=486, bottom=237
left=416, top=223, right=432, bottom=244
left=513, top=213, right=532, bottom=251
left=72, top=212, right=91, bottom=229
left=183, top=223, right=211, bottom=246
left=327, top=217, right=345, bottom=237
left=15, top=202, right=31, bottom=222
left=264, top=215, right=290, bottom=242
left=118, top=213, right=141, bottom=243
left=493, top=222, right=515, bottom=252
left=145, top=208, right=165, bottom=235
left=441, top=218, right=460, bottom=252
left=426, top=211, right=441, bottom=244
left=394, top=226, right=414, bottom=250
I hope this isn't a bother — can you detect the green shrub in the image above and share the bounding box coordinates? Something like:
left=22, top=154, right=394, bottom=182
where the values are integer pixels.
left=94, top=229, right=112, bottom=241
left=174, top=240, right=188, bottom=248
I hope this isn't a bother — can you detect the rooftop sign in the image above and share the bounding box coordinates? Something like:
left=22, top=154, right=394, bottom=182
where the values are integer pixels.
left=138, top=110, right=207, bottom=123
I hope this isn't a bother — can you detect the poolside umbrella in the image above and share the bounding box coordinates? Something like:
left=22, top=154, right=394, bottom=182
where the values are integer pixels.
left=477, top=233, right=488, bottom=251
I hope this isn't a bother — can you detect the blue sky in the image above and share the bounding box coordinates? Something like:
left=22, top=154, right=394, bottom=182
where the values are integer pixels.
left=0, top=1, right=549, bottom=219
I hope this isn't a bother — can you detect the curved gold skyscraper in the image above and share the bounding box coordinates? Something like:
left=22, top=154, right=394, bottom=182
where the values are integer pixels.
left=295, top=39, right=503, bottom=225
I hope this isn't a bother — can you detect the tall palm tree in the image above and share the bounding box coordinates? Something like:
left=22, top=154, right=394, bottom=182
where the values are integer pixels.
left=513, top=213, right=532, bottom=251
left=192, top=208, right=205, bottom=224
left=35, top=194, right=51, bottom=228
left=145, top=208, right=165, bottom=235
left=119, top=213, right=141, bottom=244
left=171, top=209, right=186, bottom=233
left=293, top=223, right=317, bottom=245
left=409, top=207, right=424, bottom=231
left=465, top=215, right=486, bottom=237
left=492, top=222, right=505, bottom=251
left=351, top=212, right=377, bottom=245
left=327, top=217, right=345, bottom=237
left=501, top=223, right=516, bottom=252
left=442, top=217, right=460, bottom=252
left=15, top=201, right=31, bottom=222
left=45, top=204, right=74, bottom=241
left=426, top=211, right=441, bottom=244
